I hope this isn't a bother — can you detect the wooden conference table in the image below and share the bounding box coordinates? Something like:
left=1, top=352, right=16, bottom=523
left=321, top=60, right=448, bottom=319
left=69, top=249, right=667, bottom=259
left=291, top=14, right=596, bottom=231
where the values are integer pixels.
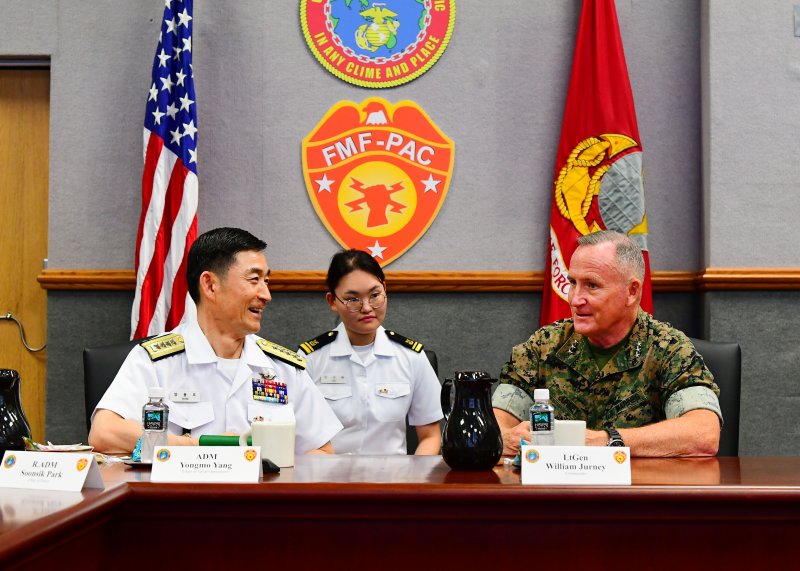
left=1, top=455, right=799, bottom=570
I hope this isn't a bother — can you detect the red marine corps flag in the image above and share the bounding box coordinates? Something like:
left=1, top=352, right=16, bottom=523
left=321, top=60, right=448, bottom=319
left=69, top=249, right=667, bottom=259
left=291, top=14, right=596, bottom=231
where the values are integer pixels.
left=540, top=0, right=653, bottom=326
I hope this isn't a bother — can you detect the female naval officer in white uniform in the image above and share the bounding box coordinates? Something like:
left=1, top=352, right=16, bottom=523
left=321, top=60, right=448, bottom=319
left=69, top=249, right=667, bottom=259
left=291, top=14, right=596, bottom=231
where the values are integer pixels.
left=299, top=250, right=443, bottom=455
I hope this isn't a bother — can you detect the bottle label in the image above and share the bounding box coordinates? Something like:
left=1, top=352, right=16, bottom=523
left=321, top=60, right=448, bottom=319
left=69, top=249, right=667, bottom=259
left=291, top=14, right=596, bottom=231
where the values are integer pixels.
left=532, top=411, right=553, bottom=432
left=144, top=410, right=166, bottom=431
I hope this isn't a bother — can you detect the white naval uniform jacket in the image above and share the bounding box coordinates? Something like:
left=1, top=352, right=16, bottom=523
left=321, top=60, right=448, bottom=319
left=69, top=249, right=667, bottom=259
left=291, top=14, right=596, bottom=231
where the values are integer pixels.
left=301, top=322, right=443, bottom=455
left=94, top=321, right=342, bottom=453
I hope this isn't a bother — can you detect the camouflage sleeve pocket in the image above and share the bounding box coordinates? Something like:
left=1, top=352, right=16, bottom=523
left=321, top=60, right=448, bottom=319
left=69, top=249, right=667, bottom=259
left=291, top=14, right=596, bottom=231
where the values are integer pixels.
left=665, top=386, right=723, bottom=425
left=491, top=384, right=534, bottom=421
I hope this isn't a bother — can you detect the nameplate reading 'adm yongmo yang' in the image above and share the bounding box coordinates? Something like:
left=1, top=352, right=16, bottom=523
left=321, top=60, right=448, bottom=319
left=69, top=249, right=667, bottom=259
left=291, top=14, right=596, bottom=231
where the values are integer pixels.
left=150, top=446, right=262, bottom=483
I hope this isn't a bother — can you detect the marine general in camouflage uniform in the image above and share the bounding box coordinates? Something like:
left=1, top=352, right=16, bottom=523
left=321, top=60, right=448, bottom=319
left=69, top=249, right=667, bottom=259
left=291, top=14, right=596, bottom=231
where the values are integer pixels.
left=492, top=231, right=722, bottom=457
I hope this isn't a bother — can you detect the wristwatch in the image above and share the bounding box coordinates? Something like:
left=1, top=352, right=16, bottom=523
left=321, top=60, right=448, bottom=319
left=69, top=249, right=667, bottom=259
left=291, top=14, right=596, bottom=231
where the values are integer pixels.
left=605, top=426, right=625, bottom=447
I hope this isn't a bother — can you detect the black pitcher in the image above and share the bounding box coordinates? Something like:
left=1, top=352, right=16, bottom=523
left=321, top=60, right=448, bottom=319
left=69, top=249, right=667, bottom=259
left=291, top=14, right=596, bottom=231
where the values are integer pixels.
left=0, top=369, right=32, bottom=455
left=441, top=370, right=503, bottom=470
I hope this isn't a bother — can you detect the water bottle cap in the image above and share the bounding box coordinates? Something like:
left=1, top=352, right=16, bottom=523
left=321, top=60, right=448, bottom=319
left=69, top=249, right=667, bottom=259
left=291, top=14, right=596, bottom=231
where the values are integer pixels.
left=148, top=386, right=166, bottom=399
left=533, top=388, right=550, bottom=401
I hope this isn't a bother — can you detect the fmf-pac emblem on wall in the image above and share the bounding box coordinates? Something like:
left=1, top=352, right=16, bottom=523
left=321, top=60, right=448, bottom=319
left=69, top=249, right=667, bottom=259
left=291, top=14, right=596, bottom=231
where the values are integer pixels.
left=300, top=0, right=456, bottom=88
left=302, top=98, right=454, bottom=266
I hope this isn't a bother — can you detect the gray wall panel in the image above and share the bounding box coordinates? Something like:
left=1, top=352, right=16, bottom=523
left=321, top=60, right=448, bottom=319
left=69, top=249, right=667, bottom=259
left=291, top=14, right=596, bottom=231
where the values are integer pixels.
left=45, top=291, right=134, bottom=444
left=706, top=0, right=800, bottom=267
left=708, top=291, right=800, bottom=455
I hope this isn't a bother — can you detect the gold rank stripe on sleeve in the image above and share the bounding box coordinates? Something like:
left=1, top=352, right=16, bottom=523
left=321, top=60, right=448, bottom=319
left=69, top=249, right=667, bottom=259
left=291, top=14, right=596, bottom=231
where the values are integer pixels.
left=257, top=338, right=307, bottom=369
left=139, top=333, right=185, bottom=361
left=386, top=331, right=424, bottom=353
left=299, top=330, right=338, bottom=355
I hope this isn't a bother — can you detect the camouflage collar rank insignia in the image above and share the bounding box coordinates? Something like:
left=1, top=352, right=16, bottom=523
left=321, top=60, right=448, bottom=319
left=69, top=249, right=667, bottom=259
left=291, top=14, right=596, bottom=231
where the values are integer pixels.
left=386, top=331, right=423, bottom=353
left=257, top=338, right=306, bottom=369
left=299, top=330, right=338, bottom=355
left=140, top=333, right=185, bottom=362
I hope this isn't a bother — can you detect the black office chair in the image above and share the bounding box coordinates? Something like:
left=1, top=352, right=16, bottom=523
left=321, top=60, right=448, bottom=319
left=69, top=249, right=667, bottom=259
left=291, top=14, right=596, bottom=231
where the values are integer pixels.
left=406, top=349, right=439, bottom=454
left=83, top=338, right=144, bottom=432
left=688, top=337, right=742, bottom=457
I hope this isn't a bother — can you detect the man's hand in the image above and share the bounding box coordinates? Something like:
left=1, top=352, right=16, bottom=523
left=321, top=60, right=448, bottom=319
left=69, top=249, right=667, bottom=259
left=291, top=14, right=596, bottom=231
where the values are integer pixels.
left=494, top=408, right=531, bottom=457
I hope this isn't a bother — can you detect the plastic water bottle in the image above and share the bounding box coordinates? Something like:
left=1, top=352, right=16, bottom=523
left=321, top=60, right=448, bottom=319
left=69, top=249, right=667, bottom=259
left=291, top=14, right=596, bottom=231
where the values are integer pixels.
left=529, top=388, right=555, bottom=446
left=140, top=386, right=169, bottom=463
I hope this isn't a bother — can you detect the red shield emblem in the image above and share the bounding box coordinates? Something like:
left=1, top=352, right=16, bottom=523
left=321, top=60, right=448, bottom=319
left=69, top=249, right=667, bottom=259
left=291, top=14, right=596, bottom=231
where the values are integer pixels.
left=302, top=98, right=454, bottom=266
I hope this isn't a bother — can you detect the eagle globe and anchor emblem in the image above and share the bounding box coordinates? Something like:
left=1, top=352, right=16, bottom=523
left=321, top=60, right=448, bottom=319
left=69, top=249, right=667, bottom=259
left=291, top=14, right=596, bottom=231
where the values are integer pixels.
left=302, top=97, right=454, bottom=266
left=548, top=133, right=649, bottom=303
left=355, top=4, right=400, bottom=52
left=300, top=0, right=456, bottom=88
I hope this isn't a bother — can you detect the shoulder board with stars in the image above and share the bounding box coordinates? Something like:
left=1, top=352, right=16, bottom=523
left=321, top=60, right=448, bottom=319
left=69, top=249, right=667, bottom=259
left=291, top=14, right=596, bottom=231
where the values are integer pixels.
left=257, top=338, right=306, bottom=369
left=386, top=331, right=424, bottom=353
left=298, top=330, right=338, bottom=355
left=139, top=333, right=185, bottom=362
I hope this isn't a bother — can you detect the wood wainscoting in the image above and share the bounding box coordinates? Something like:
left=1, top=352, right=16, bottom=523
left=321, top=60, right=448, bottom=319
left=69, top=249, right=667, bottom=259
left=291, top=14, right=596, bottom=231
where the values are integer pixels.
left=37, top=268, right=800, bottom=292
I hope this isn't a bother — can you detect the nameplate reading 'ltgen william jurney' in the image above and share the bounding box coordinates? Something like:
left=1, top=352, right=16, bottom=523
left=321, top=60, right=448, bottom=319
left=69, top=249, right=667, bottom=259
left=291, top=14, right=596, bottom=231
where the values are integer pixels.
left=521, top=446, right=632, bottom=485
left=150, top=446, right=262, bottom=483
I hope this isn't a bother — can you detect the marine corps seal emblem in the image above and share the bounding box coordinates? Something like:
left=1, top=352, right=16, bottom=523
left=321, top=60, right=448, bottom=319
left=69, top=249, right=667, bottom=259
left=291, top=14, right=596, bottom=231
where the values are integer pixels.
left=302, top=98, right=454, bottom=266
left=300, top=0, right=456, bottom=88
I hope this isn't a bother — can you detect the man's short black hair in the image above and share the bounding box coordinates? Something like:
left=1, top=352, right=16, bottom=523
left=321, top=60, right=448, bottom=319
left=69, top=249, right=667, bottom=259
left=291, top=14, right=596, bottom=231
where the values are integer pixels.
left=186, top=227, right=267, bottom=303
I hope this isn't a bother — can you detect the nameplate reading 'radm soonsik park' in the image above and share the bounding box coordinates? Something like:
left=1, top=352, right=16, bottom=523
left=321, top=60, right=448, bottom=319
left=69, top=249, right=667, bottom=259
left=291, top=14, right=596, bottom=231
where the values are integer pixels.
left=0, top=451, right=104, bottom=492
left=521, top=446, right=631, bottom=485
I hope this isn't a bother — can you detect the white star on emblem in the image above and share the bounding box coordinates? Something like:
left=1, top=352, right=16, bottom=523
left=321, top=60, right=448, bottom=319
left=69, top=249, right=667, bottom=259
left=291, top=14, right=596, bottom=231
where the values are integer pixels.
left=166, top=102, right=178, bottom=119
left=148, top=82, right=158, bottom=101
left=188, top=148, right=197, bottom=164
left=367, top=241, right=386, bottom=260
left=315, top=173, right=334, bottom=193
left=175, top=69, right=187, bottom=87
left=164, top=17, right=177, bottom=34
left=182, top=36, right=192, bottom=53
left=170, top=127, right=182, bottom=144
left=422, top=174, right=441, bottom=193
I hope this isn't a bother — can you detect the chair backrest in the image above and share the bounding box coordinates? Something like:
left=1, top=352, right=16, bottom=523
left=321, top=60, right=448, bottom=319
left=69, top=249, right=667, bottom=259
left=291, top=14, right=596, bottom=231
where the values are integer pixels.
left=406, top=349, right=439, bottom=454
left=688, top=337, right=741, bottom=456
left=83, top=338, right=143, bottom=431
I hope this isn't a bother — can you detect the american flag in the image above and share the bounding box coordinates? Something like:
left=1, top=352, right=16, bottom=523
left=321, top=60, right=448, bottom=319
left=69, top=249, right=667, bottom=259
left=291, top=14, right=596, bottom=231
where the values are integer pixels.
left=131, top=0, right=198, bottom=339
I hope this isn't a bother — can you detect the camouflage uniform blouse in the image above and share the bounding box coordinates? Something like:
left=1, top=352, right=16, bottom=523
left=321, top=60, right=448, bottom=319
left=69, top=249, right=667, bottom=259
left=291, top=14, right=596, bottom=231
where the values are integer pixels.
left=493, top=310, right=721, bottom=430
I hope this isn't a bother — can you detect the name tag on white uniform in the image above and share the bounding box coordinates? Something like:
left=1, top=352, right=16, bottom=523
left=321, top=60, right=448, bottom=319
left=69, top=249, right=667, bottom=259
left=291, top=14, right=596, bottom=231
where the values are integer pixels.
left=320, top=375, right=346, bottom=384
left=171, top=388, right=201, bottom=402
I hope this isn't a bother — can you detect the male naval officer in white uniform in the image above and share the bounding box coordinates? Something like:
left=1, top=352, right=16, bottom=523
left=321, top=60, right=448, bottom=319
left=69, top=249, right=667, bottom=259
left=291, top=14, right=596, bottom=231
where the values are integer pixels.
left=88, top=227, right=342, bottom=455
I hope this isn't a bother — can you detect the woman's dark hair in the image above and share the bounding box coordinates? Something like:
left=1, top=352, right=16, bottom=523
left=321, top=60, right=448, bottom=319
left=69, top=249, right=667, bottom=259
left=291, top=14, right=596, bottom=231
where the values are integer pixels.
left=187, top=227, right=267, bottom=302
left=326, top=249, right=385, bottom=293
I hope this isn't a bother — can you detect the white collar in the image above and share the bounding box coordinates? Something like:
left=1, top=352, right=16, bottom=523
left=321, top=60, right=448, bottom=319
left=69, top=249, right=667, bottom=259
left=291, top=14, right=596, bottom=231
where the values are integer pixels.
left=180, top=321, right=271, bottom=368
left=329, top=322, right=396, bottom=358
